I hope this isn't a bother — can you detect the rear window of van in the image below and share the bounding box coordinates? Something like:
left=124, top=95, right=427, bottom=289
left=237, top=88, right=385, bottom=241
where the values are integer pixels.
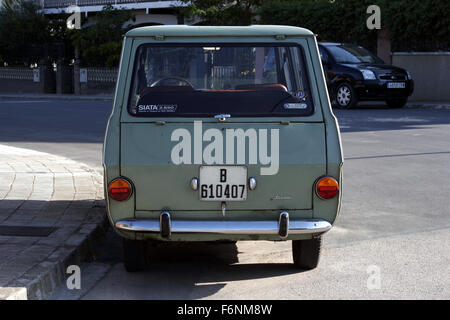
left=128, top=43, right=314, bottom=117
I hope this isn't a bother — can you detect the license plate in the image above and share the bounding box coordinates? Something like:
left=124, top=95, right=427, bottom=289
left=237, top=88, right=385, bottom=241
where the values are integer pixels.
left=387, top=82, right=406, bottom=89
left=199, top=166, right=247, bottom=201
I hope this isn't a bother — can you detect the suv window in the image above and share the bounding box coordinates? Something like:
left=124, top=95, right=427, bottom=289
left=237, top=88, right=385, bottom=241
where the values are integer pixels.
left=128, top=43, right=314, bottom=117
left=326, top=45, right=384, bottom=64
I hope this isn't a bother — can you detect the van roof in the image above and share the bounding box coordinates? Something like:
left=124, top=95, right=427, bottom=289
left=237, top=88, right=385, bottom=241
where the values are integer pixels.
left=125, top=25, right=314, bottom=38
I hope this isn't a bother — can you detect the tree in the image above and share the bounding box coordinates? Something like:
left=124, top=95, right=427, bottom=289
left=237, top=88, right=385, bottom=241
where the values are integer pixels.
left=0, top=0, right=51, bottom=66
left=179, top=0, right=263, bottom=25
left=69, top=5, right=135, bottom=68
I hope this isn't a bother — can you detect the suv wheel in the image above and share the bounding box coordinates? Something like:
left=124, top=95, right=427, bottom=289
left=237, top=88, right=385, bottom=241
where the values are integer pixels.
left=292, top=237, right=322, bottom=270
left=123, top=238, right=148, bottom=272
left=335, top=83, right=358, bottom=109
left=386, top=98, right=408, bottom=108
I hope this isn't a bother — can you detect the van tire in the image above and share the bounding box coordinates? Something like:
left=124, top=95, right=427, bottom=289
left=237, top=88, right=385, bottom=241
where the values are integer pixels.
left=292, top=237, right=322, bottom=270
left=122, top=238, right=148, bottom=272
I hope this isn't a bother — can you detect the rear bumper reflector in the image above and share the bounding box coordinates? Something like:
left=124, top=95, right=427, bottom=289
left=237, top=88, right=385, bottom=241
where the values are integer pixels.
left=115, top=213, right=331, bottom=238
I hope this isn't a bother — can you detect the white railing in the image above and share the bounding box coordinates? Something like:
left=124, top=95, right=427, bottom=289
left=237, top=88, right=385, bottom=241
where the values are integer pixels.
left=85, top=67, right=118, bottom=82
left=41, top=0, right=171, bottom=9
left=0, top=67, right=35, bottom=81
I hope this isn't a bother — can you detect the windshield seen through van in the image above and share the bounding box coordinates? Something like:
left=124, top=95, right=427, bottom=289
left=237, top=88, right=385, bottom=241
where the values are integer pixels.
left=128, top=44, right=314, bottom=117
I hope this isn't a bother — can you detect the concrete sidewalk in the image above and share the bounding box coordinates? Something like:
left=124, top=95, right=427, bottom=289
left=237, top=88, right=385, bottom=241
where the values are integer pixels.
left=0, top=145, right=106, bottom=300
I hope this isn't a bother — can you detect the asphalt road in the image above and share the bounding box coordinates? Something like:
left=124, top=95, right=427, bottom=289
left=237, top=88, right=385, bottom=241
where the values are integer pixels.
left=1, top=98, right=449, bottom=299
left=0, top=98, right=112, bottom=171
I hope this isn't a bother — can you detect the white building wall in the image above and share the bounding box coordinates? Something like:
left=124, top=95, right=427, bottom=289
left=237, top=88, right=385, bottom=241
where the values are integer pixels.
left=132, top=11, right=178, bottom=26
left=81, top=10, right=179, bottom=29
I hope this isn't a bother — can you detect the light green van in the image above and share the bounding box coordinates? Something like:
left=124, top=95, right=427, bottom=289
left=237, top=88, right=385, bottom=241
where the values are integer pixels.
left=103, top=25, right=343, bottom=272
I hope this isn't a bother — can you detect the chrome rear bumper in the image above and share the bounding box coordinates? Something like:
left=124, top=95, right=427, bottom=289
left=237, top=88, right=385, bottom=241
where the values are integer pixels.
left=115, top=211, right=331, bottom=239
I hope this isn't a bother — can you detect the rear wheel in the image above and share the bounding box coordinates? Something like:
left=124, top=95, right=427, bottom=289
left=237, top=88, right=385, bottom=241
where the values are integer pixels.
left=335, top=83, right=358, bottom=109
left=292, top=237, right=322, bottom=270
left=386, top=97, right=408, bottom=108
left=122, top=238, right=148, bottom=272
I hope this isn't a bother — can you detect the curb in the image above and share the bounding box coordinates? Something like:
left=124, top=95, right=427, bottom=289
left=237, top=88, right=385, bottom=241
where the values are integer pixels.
left=23, top=212, right=108, bottom=300
left=0, top=213, right=108, bottom=300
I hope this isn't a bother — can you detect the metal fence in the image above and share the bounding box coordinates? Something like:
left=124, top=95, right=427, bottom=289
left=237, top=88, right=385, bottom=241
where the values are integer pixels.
left=85, top=67, right=118, bottom=82
left=0, top=67, right=41, bottom=94
left=0, top=68, right=35, bottom=80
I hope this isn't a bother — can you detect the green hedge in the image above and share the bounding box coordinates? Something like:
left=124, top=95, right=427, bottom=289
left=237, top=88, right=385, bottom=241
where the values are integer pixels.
left=259, top=0, right=450, bottom=52
left=383, top=0, right=449, bottom=51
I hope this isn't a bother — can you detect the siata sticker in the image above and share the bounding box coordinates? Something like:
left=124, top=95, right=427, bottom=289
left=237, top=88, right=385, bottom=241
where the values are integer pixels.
left=283, top=103, right=308, bottom=109
left=138, top=104, right=178, bottom=113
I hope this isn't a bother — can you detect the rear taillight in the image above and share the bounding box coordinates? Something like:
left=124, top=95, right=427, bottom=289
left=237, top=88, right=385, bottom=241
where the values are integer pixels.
left=108, top=178, right=132, bottom=201
left=315, top=176, right=339, bottom=200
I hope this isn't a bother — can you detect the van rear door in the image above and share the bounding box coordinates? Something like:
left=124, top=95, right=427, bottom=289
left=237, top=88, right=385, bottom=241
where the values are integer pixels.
left=121, top=120, right=325, bottom=211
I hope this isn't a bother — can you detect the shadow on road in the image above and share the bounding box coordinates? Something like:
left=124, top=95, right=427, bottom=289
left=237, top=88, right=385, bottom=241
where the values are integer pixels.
left=334, top=107, right=450, bottom=133
left=89, top=228, right=303, bottom=299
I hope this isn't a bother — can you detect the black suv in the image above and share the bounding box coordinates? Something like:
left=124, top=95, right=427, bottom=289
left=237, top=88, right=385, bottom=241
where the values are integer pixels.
left=319, top=43, right=414, bottom=109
